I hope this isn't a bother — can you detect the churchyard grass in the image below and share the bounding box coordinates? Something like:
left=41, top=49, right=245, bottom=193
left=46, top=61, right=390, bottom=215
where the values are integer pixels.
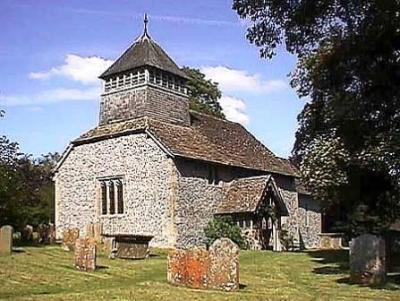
left=0, top=246, right=399, bottom=301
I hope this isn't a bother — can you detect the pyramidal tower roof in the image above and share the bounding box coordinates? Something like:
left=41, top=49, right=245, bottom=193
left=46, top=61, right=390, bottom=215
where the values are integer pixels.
left=99, top=14, right=187, bottom=79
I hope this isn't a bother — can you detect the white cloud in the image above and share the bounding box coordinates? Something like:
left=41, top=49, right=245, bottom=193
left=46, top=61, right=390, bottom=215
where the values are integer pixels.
left=201, top=66, right=288, bottom=94
left=29, top=54, right=113, bottom=85
left=219, top=96, right=249, bottom=126
left=0, top=87, right=100, bottom=107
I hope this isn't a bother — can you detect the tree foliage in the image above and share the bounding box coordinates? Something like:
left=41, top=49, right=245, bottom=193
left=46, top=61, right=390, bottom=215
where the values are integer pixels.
left=182, top=67, right=225, bottom=119
left=233, top=0, right=400, bottom=235
left=204, top=216, right=246, bottom=249
left=0, top=111, right=59, bottom=230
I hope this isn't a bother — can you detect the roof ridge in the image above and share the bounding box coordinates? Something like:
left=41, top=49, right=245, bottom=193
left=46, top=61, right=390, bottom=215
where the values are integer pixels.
left=189, top=110, right=236, bottom=124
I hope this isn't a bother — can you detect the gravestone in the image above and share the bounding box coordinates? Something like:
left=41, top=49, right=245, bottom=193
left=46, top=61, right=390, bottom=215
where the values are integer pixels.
left=74, top=237, right=96, bottom=272
left=62, top=228, right=80, bottom=251
left=48, top=224, right=56, bottom=244
left=22, top=225, right=33, bottom=242
left=350, top=234, right=386, bottom=286
left=209, top=238, right=239, bottom=291
left=167, top=238, right=240, bottom=291
left=93, top=223, right=103, bottom=244
left=85, top=224, right=95, bottom=238
left=0, top=226, right=13, bottom=256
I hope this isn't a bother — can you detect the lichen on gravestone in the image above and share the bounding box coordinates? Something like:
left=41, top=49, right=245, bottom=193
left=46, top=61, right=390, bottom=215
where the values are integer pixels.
left=74, top=237, right=97, bottom=272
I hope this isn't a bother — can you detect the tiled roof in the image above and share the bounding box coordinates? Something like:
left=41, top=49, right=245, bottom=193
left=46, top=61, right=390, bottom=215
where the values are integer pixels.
left=216, top=175, right=289, bottom=215
left=99, top=33, right=187, bottom=79
left=73, top=112, right=298, bottom=177
left=217, top=176, right=271, bottom=214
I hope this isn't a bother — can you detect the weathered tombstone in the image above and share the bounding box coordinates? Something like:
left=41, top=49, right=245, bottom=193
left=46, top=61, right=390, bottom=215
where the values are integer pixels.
left=167, top=238, right=240, bottom=291
left=48, top=224, right=56, bottom=244
left=62, top=228, right=80, bottom=251
left=209, top=238, right=240, bottom=291
left=37, top=224, right=50, bottom=244
left=350, top=234, right=386, bottom=286
left=22, top=225, right=34, bottom=242
left=85, top=224, right=95, bottom=239
left=32, top=232, right=40, bottom=244
left=93, top=223, right=103, bottom=244
left=74, top=237, right=96, bottom=272
left=168, top=248, right=210, bottom=289
left=0, top=226, right=13, bottom=256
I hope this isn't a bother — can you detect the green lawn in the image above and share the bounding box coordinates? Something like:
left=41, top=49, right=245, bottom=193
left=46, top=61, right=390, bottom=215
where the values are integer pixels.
left=0, top=246, right=399, bottom=301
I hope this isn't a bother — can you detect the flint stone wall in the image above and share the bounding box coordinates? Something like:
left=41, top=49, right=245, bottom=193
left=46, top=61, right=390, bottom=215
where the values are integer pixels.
left=55, top=132, right=322, bottom=250
left=0, top=226, right=13, bottom=256
left=174, top=159, right=258, bottom=248
left=55, top=133, right=177, bottom=247
left=75, top=237, right=96, bottom=272
left=350, top=234, right=386, bottom=286
left=277, top=176, right=321, bottom=249
left=167, top=238, right=239, bottom=291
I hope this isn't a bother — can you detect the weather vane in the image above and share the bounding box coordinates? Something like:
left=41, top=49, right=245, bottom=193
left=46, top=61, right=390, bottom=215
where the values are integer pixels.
left=144, top=13, right=149, bottom=35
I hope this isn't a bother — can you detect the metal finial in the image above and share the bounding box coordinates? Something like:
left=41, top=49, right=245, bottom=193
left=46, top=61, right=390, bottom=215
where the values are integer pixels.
left=144, top=13, right=149, bottom=35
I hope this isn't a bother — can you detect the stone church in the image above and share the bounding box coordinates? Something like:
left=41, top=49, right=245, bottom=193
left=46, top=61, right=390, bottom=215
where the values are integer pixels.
left=54, top=19, right=322, bottom=250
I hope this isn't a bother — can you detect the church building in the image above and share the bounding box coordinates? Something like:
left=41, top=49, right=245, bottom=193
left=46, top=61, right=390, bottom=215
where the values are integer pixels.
left=54, top=18, right=322, bottom=250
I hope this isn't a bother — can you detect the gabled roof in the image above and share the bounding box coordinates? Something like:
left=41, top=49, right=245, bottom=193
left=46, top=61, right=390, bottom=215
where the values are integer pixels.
left=71, top=111, right=298, bottom=177
left=216, top=175, right=289, bottom=216
left=99, top=32, right=187, bottom=79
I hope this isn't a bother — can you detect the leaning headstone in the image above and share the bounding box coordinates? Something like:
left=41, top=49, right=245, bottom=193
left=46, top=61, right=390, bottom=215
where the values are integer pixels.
left=62, top=228, right=80, bottom=251
left=74, top=237, right=96, bottom=272
left=0, top=226, right=13, bottom=256
left=350, top=234, right=386, bottom=286
left=209, top=238, right=240, bottom=291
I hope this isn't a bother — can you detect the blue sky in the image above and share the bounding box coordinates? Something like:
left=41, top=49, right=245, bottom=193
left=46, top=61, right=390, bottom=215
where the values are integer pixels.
left=0, top=0, right=304, bottom=158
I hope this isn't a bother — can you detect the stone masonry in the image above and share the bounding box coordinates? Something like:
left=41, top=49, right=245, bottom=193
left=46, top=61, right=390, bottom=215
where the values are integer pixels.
left=55, top=134, right=177, bottom=247
left=54, top=21, right=322, bottom=251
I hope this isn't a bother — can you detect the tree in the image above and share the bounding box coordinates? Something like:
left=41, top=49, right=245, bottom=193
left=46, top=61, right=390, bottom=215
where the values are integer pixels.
left=182, top=67, right=225, bottom=118
left=204, top=216, right=246, bottom=249
left=233, top=1, right=400, bottom=236
left=0, top=111, right=59, bottom=229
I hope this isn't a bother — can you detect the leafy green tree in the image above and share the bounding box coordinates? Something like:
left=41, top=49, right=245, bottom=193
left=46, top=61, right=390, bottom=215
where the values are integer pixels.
left=204, top=216, right=246, bottom=249
left=233, top=0, right=400, bottom=236
left=0, top=111, right=59, bottom=229
left=182, top=67, right=225, bottom=119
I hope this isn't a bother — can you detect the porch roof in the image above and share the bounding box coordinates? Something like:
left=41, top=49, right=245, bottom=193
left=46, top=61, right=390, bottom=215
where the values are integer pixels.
left=216, top=175, right=289, bottom=216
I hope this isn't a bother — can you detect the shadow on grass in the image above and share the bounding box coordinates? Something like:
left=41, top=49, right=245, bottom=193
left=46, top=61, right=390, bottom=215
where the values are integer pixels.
left=336, top=273, right=400, bottom=290
left=307, top=249, right=349, bottom=275
left=308, top=249, right=400, bottom=290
